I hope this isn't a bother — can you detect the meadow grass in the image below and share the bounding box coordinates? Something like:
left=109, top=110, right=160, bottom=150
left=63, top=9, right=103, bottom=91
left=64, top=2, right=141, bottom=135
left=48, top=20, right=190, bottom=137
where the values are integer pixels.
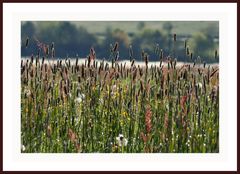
left=21, top=37, right=219, bottom=153
left=21, top=58, right=219, bottom=153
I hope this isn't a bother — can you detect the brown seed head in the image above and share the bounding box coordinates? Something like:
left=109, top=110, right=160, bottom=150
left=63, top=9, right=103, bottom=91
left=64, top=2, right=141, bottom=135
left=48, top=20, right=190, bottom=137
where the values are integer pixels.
left=173, top=34, right=177, bottom=42
left=145, top=105, right=152, bottom=133
left=113, top=42, right=119, bottom=52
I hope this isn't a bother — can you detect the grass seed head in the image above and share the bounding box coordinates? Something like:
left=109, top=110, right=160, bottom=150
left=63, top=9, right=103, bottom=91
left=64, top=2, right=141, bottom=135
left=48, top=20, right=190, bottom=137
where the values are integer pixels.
left=113, top=42, right=119, bottom=52
left=173, top=33, right=177, bottom=42
left=145, top=105, right=152, bottom=133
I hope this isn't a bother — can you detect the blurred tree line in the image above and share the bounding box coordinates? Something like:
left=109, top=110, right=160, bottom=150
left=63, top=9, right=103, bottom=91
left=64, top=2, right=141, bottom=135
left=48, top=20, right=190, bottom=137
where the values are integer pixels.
left=21, top=21, right=219, bottom=63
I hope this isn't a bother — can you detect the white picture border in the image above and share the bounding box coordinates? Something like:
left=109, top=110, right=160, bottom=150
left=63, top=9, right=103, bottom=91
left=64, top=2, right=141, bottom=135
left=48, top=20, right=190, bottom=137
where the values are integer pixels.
left=3, top=3, right=237, bottom=171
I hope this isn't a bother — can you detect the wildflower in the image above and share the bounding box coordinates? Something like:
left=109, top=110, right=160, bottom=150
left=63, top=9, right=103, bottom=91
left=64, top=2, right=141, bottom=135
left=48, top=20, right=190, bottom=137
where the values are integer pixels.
left=186, top=140, right=190, bottom=147
left=111, top=84, right=119, bottom=98
left=120, top=120, right=124, bottom=126
left=111, top=84, right=117, bottom=92
left=99, top=98, right=104, bottom=104
left=113, top=91, right=120, bottom=99
left=207, top=95, right=211, bottom=102
left=75, top=97, right=82, bottom=104
left=122, top=111, right=128, bottom=118
left=24, top=88, right=31, bottom=97
left=75, top=93, right=85, bottom=104
left=21, top=145, right=26, bottom=152
left=75, top=117, right=80, bottom=125
left=121, top=111, right=130, bottom=122
left=116, top=134, right=128, bottom=147
left=198, top=82, right=202, bottom=89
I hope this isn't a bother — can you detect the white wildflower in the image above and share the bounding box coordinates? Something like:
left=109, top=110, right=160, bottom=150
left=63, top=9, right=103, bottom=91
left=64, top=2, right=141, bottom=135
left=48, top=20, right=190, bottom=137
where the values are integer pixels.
left=112, top=84, right=117, bottom=92
left=198, top=82, right=202, bottom=89
left=81, top=93, right=85, bottom=99
left=111, top=84, right=118, bottom=96
left=207, top=95, right=211, bottom=102
left=75, top=93, right=85, bottom=104
left=75, top=97, right=82, bottom=104
left=166, top=104, right=169, bottom=111
left=99, top=98, right=104, bottom=104
left=21, top=145, right=26, bottom=152
left=116, top=134, right=128, bottom=147
left=24, top=88, right=31, bottom=97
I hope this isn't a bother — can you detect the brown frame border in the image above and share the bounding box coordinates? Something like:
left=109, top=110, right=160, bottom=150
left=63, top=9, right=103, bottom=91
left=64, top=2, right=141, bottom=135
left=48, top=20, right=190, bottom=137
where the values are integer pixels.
left=1, top=0, right=238, bottom=173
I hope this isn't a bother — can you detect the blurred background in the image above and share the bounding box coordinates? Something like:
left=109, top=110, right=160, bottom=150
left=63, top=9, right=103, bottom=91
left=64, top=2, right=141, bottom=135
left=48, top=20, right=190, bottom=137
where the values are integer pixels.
left=21, top=21, right=219, bottom=63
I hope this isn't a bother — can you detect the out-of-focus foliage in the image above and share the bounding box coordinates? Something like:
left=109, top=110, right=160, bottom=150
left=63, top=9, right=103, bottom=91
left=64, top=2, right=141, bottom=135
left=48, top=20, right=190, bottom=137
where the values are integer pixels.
left=189, top=32, right=216, bottom=62
left=21, top=21, right=219, bottom=63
